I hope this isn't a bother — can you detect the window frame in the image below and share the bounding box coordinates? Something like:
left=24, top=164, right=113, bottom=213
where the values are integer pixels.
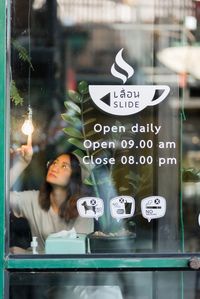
left=0, top=0, right=7, bottom=298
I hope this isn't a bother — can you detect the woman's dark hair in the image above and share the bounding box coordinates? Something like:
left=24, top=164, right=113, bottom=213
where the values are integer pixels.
left=39, top=153, right=82, bottom=222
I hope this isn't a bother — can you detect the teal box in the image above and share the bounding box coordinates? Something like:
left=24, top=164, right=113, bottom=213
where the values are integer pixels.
left=45, top=234, right=87, bottom=254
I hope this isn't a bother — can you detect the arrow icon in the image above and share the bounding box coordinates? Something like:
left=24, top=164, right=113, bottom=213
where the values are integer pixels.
left=100, top=93, right=110, bottom=106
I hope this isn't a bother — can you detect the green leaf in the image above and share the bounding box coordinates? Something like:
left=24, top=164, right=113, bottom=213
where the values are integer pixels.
left=84, top=118, right=96, bottom=125
left=64, top=101, right=81, bottom=114
left=78, top=81, right=88, bottom=95
left=125, top=171, right=140, bottom=181
left=182, top=168, right=200, bottom=182
left=83, top=107, right=93, bottom=114
left=81, top=162, right=92, bottom=172
left=61, top=114, right=82, bottom=127
left=63, top=127, right=83, bottom=138
left=68, top=138, right=85, bottom=150
left=128, top=182, right=137, bottom=188
left=67, top=90, right=81, bottom=103
left=119, top=187, right=129, bottom=192
left=182, top=167, right=194, bottom=172
left=10, top=80, right=23, bottom=106
left=83, top=96, right=91, bottom=103
left=92, top=148, right=105, bottom=156
left=12, top=39, right=34, bottom=70
left=73, top=149, right=86, bottom=159
left=83, top=177, right=94, bottom=186
left=85, top=130, right=96, bottom=137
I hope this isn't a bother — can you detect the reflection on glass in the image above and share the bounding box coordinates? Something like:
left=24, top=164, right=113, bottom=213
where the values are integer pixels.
left=9, top=0, right=200, bottom=254
left=9, top=271, right=200, bottom=299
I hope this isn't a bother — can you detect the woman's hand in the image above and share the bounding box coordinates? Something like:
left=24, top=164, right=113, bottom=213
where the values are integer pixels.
left=17, top=143, right=33, bottom=165
left=10, top=135, right=33, bottom=187
left=12, top=135, right=33, bottom=165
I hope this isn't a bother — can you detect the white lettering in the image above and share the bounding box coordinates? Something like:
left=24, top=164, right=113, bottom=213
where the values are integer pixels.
left=83, top=156, right=115, bottom=165
left=131, top=123, right=161, bottom=135
left=83, top=139, right=115, bottom=151
left=93, top=123, right=126, bottom=135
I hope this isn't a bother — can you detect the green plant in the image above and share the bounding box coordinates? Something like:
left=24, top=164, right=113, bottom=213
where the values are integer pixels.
left=10, top=39, right=34, bottom=106
left=62, top=81, right=148, bottom=233
left=62, top=81, right=99, bottom=190
left=62, top=81, right=112, bottom=231
left=10, top=80, right=23, bottom=106
left=182, top=168, right=200, bottom=182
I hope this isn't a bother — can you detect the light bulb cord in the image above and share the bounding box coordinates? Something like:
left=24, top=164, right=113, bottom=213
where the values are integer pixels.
left=28, top=0, right=31, bottom=107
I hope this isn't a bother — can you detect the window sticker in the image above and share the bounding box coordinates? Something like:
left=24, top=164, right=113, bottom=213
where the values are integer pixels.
left=141, top=196, right=166, bottom=222
left=110, top=196, right=135, bottom=222
left=89, top=48, right=170, bottom=116
left=77, top=197, right=104, bottom=220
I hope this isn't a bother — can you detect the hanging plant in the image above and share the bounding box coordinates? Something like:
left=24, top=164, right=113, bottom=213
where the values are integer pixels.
left=10, top=80, right=23, bottom=106
left=12, top=39, right=34, bottom=70
left=10, top=39, right=34, bottom=106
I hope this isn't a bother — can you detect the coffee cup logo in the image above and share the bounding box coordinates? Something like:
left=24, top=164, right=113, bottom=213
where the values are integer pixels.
left=89, top=49, right=170, bottom=116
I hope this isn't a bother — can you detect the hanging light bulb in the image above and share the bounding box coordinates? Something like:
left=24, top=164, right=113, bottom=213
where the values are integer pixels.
left=21, top=105, right=34, bottom=136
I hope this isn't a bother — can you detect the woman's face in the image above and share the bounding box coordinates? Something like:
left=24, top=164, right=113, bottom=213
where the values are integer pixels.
left=46, top=154, right=72, bottom=187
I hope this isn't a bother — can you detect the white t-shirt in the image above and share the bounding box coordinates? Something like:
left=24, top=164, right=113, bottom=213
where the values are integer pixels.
left=10, top=190, right=94, bottom=251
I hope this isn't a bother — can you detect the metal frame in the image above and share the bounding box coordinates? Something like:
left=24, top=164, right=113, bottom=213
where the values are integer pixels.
left=0, top=0, right=7, bottom=298
left=6, top=255, right=190, bottom=270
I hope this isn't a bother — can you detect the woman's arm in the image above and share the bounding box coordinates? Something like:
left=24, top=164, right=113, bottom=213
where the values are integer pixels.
left=10, top=136, right=33, bottom=188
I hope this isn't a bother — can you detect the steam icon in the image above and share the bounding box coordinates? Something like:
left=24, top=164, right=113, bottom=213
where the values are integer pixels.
left=111, top=48, right=134, bottom=84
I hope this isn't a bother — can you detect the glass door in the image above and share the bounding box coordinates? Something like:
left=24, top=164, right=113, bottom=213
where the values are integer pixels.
left=1, top=0, right=200, bottom=298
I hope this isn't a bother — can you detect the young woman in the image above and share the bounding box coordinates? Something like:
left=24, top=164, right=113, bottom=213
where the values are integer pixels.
left=10, top=142, right=94, bottom=251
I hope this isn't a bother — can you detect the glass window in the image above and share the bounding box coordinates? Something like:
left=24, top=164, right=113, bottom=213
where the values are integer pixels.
left=8, top=270, right=200, bottom=299
left=9, top=0, right=200, bottom=255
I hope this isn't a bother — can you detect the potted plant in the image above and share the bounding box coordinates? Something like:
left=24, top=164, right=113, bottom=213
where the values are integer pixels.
left=62, top=81, right=148, bottom=253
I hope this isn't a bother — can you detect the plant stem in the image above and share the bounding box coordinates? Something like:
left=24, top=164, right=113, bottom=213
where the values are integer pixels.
left=81, top=95, right=100, bottom=198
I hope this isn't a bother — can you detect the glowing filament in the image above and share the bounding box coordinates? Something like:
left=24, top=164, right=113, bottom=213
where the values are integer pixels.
left=21, top=106, right=34, bottom=136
